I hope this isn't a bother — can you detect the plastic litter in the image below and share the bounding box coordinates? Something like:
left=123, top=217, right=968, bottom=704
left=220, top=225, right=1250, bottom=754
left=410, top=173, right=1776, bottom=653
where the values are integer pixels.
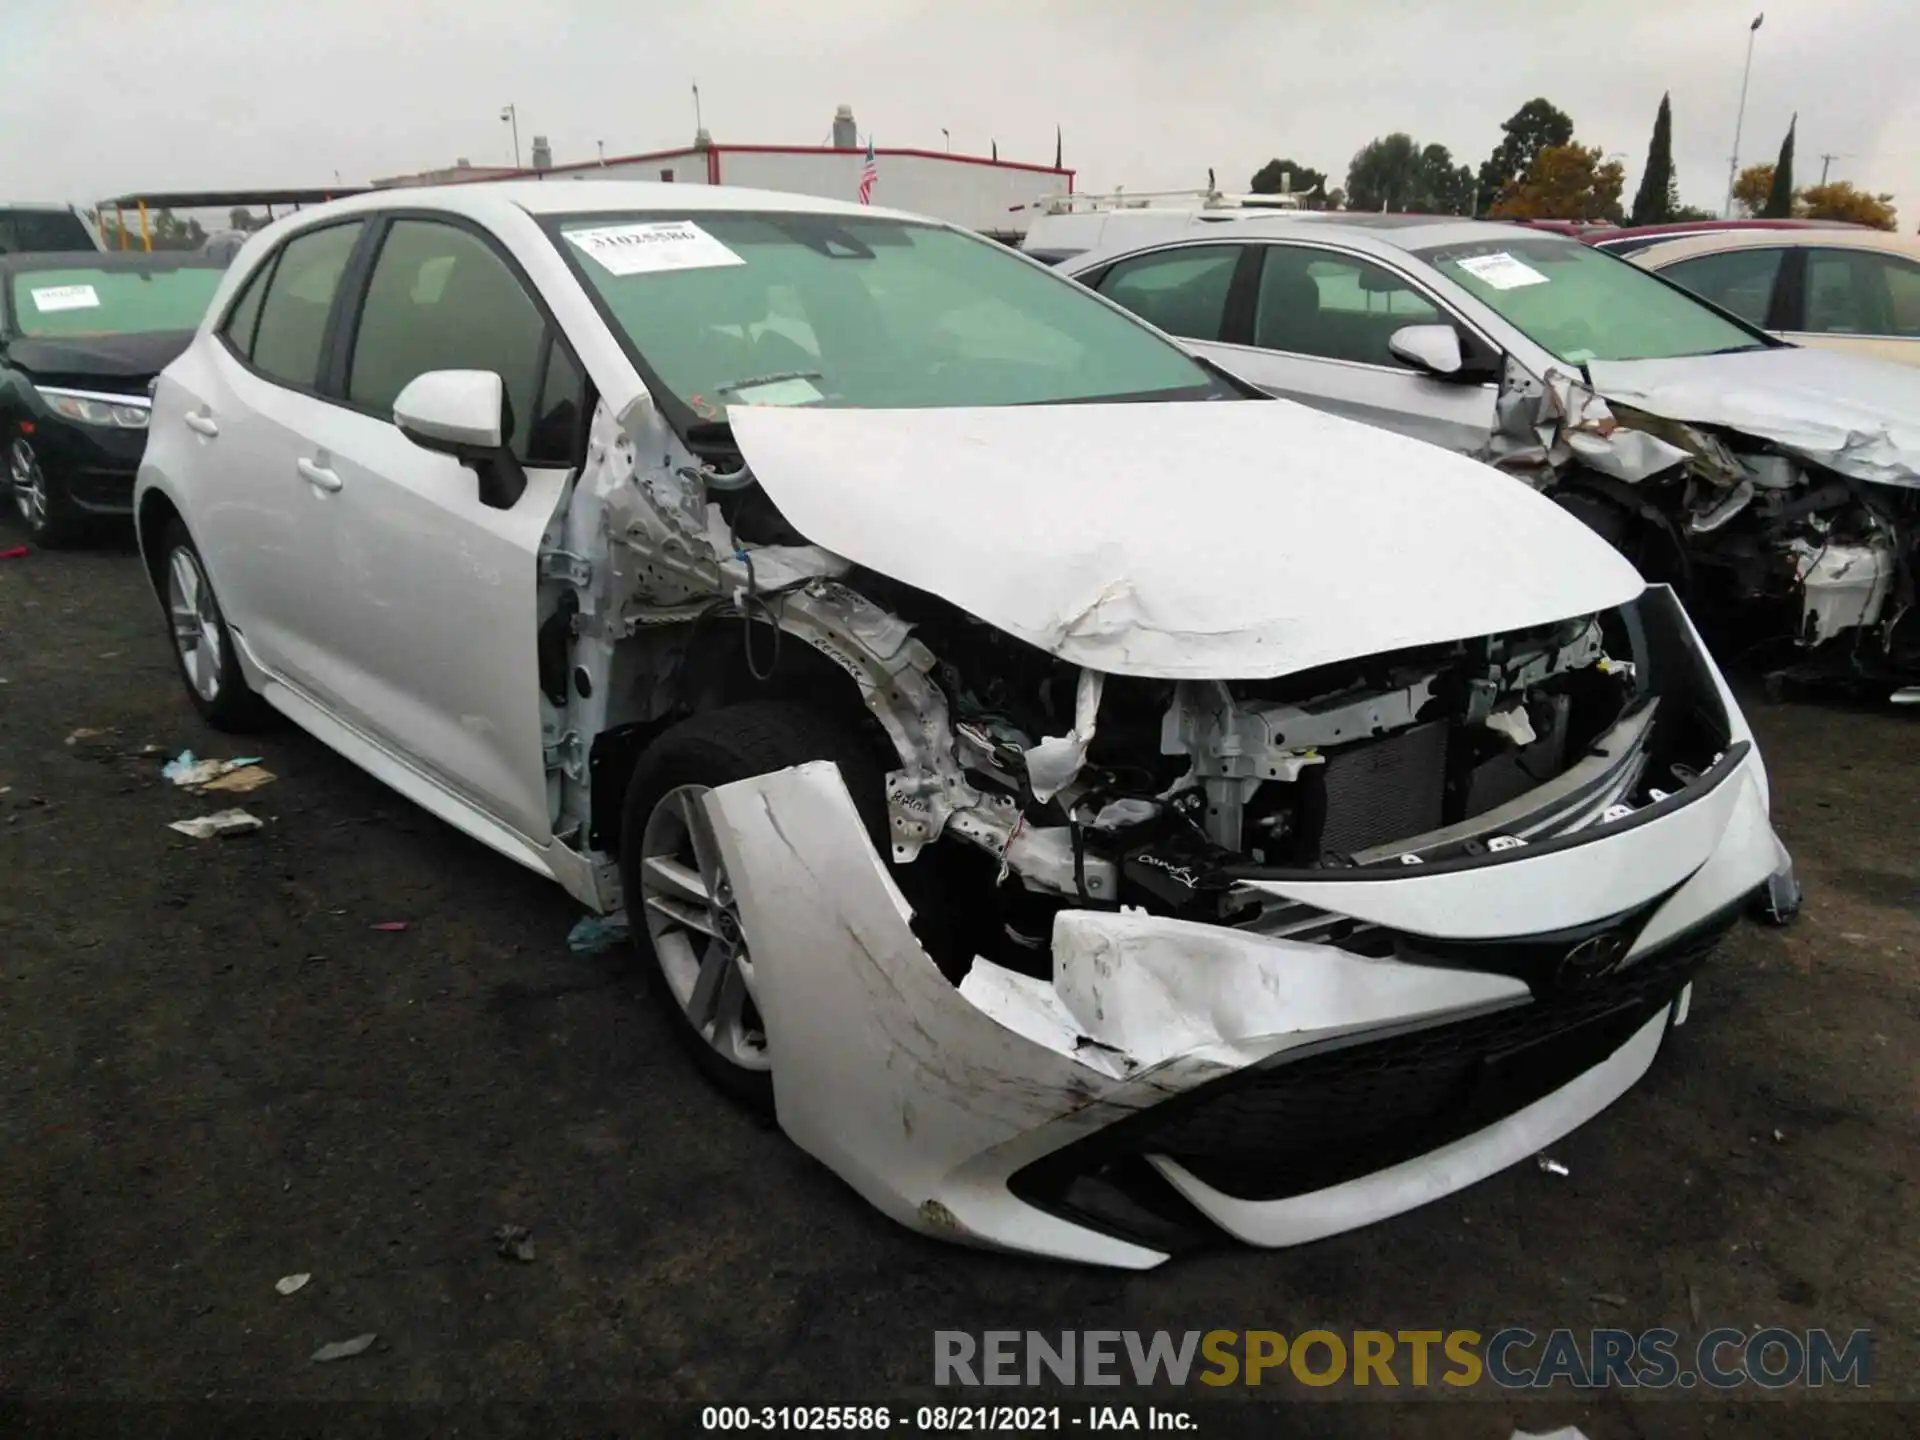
left=567, top=912, right=631, bottom=955
left=162, top=751, right=266, bottom=788
left=168, top=809, right=264, bottom=839
left=1512, top=1429, right=1590, bottom=1440
left=492, top=1223, right=537, bottom=1262
left=1536, top=1155, right=1571, bottom=1178
left=311, top=1333, right=376, bottom=1362
left=0, top=545, right=29, bottom=560
left=1589, top=1291, right=1627, bottom=1306
left=275, top=1273, right=311, bottom=1295
left=65, top=727, right=111, bottom=746
left=370, top=921, right=410, bottom=932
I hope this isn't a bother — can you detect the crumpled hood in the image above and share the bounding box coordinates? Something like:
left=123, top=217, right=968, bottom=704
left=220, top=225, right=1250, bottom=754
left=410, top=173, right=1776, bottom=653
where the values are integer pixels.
left=1588, top=347, right=1920, bottom=489
left=727, top=400, right=1645, bottom=680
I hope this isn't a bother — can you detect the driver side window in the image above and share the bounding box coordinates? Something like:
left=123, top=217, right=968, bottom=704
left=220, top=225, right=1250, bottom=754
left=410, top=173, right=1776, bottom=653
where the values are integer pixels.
left=1254, top=246, right=1443, bottom=368
left=348, top=219, right=585, bottom=464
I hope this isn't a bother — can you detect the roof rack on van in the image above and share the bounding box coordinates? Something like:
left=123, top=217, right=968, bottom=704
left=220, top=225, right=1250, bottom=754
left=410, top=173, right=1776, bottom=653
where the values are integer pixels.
left=1009, top=187, right=1307, bottom=216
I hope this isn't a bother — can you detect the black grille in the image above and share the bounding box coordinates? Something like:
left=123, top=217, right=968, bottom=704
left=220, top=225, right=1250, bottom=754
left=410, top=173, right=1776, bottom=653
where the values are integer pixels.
left=1010, top=904, right=1739, bottom=1217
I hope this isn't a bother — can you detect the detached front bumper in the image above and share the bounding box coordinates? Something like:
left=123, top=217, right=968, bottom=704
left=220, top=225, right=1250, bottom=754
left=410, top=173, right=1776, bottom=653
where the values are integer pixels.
left=701, top=728, right=1784, bottom=1269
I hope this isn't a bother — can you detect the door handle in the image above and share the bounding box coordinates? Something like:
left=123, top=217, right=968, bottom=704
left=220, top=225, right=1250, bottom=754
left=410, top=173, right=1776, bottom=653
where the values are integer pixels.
left=297, top=457, right=343, bottom=492
left=183, top=411, right=219, bottom=438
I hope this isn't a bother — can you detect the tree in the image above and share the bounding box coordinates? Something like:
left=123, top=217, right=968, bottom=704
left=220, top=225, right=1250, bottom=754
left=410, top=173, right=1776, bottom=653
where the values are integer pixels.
left=1629, top=93, right=1675, bottom=226
left=1412, top=143, right=1476, bottom=216
left=1762, top=116, right=1797, bottom=219
left=1325, top=187, right=1347, bottom=211
left=1671, top=202, right=1719, bottom=221
left=1732, top=163, right=1774, bottom=217
left=1487, top=143, right=1626, bottom=222
left=1250, top=157, right=1328, bottom=205
left=1478, top=98, right=1575, bottom=212
left=1799, top=182, right=1897, bottom=230
left=1346, top=133, right=1420, bottom=212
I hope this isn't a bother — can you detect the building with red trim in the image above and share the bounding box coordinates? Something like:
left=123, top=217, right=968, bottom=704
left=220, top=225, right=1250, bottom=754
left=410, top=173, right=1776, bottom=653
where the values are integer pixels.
left=374, top=108, right=1074, bottom=241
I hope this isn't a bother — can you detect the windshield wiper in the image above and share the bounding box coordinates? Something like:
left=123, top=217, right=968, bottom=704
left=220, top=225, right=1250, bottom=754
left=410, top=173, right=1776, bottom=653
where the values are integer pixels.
left=714, top=369, right=824, bottom=395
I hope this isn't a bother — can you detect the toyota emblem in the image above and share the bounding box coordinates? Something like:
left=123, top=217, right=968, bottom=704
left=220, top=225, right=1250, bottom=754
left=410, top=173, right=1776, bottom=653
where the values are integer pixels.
left=1557, top=930, right=1632, bottom=986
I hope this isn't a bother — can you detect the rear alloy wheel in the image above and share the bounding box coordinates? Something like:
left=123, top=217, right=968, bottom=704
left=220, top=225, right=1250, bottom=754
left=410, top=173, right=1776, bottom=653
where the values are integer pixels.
left=9, top=437, right=76, bottom=547
left=159, top=519, right=272, bottom=731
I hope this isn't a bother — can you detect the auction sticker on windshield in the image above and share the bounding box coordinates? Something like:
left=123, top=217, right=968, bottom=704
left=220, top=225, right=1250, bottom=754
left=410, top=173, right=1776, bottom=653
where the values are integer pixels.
left=29, top=284, right=100, bottom=312
left=1455, top=253, right=1549, bottom=291
left=565, top=221, right=745, bottom=277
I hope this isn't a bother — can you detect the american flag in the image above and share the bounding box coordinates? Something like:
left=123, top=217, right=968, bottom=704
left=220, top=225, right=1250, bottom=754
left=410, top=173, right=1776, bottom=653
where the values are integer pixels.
left=857, top=137, right=877, bottom=205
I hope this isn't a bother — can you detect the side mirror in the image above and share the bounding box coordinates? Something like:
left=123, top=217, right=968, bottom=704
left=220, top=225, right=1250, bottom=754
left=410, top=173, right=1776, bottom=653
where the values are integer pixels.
left=393, top=369, right=526, bottom=510
left=1387, top=323, right=1466, bottom=378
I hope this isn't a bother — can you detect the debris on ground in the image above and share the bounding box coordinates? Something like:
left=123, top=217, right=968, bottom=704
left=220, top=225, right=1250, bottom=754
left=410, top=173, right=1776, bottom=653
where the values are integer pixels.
left=492, top=1224, right=537, bottom=1262
left=168, top=808, right=265, bottom=839
left=201, top=765, right=276, bottom=795
left=162, top=751, right=267, bottom=788
left=1512, top=1429, right=1590, bottom=1440
left=1687, top=1280, right=1702, bottom=1325
left=567, top=912, right=631, bottom=955
left=1589, top=1291, right=1627, bottom=1307
left=1536, top=1155, right=1571, bottom=1178
left=311, top=1332, right=377, bottom=1362
left=275, top=1272, right=311, bottom=1295
left=370, top=921, right=410, bottom=932
left=0, top=545, right=29, bottom=560
left=65, top=727, right=112, bottom=746
left=1773, top=1127, right=1787, bottom=1143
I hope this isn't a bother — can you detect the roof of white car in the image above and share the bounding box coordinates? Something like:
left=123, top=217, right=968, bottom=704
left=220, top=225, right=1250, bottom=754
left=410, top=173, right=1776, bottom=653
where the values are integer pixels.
left=1063, top=213, right=1572, bottom=271
left=309, top=180, right=926, bottom=227
left=1627, top=226, right=1920, bottom=268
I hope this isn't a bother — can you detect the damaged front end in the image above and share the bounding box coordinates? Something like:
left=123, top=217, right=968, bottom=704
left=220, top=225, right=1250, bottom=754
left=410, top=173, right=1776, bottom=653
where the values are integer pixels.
left=553, top=395, right=1786, bottom=1266
left=1482, top=362, right=1919, bottom=692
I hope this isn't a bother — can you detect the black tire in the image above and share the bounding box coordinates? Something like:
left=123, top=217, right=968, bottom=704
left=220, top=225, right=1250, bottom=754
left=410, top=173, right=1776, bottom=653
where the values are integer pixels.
left=157, top=519, right=274, bottom=732
left=8, top=434, right=80, bottom=547
left=619, top=701, right=894, bottom=1110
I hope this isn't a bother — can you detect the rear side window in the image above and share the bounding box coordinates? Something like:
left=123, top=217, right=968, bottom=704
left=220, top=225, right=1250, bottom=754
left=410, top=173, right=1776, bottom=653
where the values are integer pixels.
left=1660, top=248, right=1785, bottom=327
left=219, top=262, right=271, bottom=358
left=347, top=219, right=549, bottom=456
left=1093, top=245, right=1239, bottom=342
left=250, top=222, right=363, bottom=389
left=1804, top=248, right=1920, bottom=338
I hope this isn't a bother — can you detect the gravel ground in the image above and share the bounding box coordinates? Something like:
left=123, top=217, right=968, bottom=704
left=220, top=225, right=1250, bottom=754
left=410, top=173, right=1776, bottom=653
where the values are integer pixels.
left=1, top=531, right=1915, bottom=1438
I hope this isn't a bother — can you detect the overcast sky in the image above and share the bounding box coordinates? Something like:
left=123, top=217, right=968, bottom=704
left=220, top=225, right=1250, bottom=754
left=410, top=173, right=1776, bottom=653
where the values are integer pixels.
left=3, top=0, right=1914, bottom=224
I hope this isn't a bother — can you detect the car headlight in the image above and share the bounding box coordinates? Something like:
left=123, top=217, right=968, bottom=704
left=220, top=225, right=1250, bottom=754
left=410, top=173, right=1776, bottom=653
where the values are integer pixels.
left=35, top=386, right=150, bottom=430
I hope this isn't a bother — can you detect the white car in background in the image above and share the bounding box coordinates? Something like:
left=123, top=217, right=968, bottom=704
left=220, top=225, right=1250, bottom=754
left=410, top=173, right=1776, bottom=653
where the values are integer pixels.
left=1625, top=227, right=1920, bottom=369
left=1064, top=215, right=1920, bottom=695
left=136, top=182, right=1790, bottom=1268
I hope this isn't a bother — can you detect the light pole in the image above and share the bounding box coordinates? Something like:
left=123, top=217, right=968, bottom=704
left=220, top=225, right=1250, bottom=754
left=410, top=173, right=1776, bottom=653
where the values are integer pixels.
left=942, top=128, right=950, bottom=152
left=500, top=103, right=521, bottom=169
left=597, top=139, right=606, bottom=166
left=1723, top=13, right=1764, bottom=216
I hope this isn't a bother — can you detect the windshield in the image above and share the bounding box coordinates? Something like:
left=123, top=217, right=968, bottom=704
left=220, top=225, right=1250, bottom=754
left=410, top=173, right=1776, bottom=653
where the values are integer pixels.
left=547, top=211, right=1222, bottom=418
left=11, top=265, right=225, bottom=338
left=0, top=208, right=96, bottom=255
left=1414, top=236, right=1768, bottom=363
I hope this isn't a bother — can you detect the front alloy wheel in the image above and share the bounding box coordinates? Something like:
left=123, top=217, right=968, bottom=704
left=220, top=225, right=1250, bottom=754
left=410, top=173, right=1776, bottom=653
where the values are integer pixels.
left=9, top=437, right=71, bottom=544
left=637, top=783, right=768, bottom=1073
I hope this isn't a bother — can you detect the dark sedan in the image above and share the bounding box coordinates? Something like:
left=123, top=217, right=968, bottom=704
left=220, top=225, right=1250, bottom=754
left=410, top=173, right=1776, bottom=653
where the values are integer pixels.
left=3, top=251, right=225, bottom=544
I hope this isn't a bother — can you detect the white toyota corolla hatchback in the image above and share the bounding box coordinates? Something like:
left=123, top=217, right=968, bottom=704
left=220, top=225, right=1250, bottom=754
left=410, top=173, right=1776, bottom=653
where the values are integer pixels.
left=137, top=182, right=1792, bottom=1268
